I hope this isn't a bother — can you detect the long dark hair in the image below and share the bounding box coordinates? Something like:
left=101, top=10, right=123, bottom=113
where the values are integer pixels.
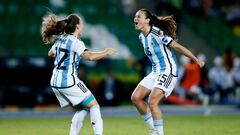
left=140, top=8, right=177, bottom=39
left=41, top=13, right=80, bottom=44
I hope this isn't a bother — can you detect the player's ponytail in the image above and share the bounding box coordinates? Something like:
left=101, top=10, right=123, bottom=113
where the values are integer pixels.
left=139, top=8, right=177, bottom=39
left=41, top=13, right=81, bottom=44
left=41, top=13, right=66, bottom=44
left=154, top=15, right=177, bottom=39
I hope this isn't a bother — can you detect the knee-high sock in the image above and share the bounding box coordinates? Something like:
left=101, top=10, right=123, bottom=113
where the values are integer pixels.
left=154, top=119, right=164, bottom=135
left=89, top=105, right=103, bottom=135
left=69, top=109, right=88, bottom=135
left=142, top=112, right=154, bottom=130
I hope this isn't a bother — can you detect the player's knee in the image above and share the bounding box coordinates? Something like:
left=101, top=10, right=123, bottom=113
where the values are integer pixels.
left=131, top=94, right=137, bottom=103
left=131, top=94, right=141, bottom=104
left=148, top=98, right=158, bottom=110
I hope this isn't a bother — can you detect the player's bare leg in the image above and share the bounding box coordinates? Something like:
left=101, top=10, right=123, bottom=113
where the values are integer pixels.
left=131, top=85, right=151, bottom=114
left=131, top=85, right=155, bottom=131
left=148, top=88, right=165, bottom=135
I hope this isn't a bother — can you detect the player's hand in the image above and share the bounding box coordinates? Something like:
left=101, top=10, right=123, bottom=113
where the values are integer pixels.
left=105, top=48, right=115, bottom=56
left=197, top=59, right=205, bottom=68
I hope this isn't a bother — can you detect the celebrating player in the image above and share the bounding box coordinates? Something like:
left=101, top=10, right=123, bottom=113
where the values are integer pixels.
left=41, top=13, right=115, bottom=135
left=131, top=8, right=204, bottom=135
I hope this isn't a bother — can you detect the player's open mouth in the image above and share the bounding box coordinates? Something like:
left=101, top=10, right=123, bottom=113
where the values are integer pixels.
left=134, top=22, right=138, bottom=26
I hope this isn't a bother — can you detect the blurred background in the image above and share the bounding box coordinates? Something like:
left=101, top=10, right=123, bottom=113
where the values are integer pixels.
left=0, top=0, right=240, bottom=112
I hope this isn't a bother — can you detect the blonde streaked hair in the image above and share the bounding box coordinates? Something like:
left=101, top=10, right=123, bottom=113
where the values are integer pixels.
left=41, top=13, right=81, bottom=44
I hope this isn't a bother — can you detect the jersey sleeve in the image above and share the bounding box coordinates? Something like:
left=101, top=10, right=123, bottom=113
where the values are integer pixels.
left=72, top=40, right=88, bottom=56
left=158, top=31, right=173, bottom=46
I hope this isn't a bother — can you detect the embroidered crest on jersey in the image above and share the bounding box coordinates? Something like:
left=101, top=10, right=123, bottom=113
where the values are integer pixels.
left=151, top=40, right=154, bottom=46
left=162, top=37, right=168, bottom=43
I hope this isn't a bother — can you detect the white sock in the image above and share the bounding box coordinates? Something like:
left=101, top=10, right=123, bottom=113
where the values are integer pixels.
left=90, top=105, right=103, bottom=135
left=70, top=109, right=88, bottom=135
left=142, top=112, right=154, bottom=130
left=154, top=119, right=164, bottom=135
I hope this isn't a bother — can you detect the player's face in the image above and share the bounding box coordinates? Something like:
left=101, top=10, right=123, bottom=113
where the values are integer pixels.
left=134, top=10, right=149, bottom=30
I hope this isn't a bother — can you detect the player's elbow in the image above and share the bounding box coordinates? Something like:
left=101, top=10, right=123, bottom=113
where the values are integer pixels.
left=86, top=54, right=97, bottom=61
left=82, top=51, right=95, bottom=61
left=88, top=56, right=96, bottom=61
left=48, top=51, right=55, bottom=57
left=48, top=53, right=52, bottom=57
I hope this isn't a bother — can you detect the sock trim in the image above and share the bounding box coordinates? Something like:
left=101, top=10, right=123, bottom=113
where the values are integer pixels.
left=143, top=112, right=152, bottom=122
left=154, top=119, right=163, bottom=126
left=81, top=95, right=95, bottom=106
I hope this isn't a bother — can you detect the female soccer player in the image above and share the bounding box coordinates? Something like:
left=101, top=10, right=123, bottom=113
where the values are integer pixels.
left=131, top=9, right=205, bottom=135
left=41, top=13, right=115, bottom=135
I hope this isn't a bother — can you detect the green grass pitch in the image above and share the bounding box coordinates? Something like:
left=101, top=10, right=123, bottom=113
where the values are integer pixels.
left=1, top=115, right=240, bottom=135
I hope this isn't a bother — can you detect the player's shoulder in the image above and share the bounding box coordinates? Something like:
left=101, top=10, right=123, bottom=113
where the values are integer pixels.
left=152, top=26, right=160, bottom=31
left=138, top=32, right=143, bottom=37
left=68, top=35, right=78, bottom=41
left=151, top=26, right=163, bottom=37
left=138, top=32, right=144, bottom=41
left=68, top=35, right=84, bottom=44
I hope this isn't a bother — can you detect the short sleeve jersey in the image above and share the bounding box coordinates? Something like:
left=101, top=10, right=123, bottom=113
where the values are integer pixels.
left=50, top=34, right=87, bottom=88
left=139, top=26, right=178, bottom=76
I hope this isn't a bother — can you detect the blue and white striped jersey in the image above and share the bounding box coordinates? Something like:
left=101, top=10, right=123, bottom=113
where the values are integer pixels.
left=50, top=34, right=87, bottom=88
left=139, top=26, right=178, bottom=76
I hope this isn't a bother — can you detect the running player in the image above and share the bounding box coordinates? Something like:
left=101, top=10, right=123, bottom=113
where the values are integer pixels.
left=41, top=13, right=115, bottom=135
left=131, top=9, right=205, bottom=135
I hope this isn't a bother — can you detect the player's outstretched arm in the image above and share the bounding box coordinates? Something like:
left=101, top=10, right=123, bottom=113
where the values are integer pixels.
left=81, top=48, right=115, bottom=61
left=170, top=40, right=205, bottom=67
